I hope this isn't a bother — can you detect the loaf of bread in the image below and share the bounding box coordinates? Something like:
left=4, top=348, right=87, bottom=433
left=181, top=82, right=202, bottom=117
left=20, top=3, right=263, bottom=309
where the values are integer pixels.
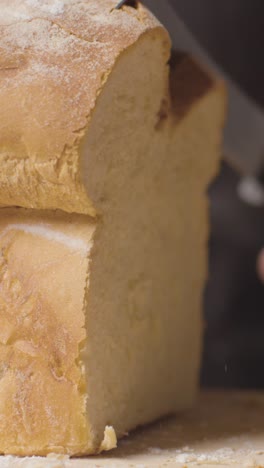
left=0, top=0, right=225, bottom=456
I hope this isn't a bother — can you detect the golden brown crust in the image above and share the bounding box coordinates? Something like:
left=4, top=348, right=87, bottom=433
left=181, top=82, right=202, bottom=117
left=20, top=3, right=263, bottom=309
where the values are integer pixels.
left=0, top=208, right=95, bottom=455
left=0, top=1, right=168, bottom=215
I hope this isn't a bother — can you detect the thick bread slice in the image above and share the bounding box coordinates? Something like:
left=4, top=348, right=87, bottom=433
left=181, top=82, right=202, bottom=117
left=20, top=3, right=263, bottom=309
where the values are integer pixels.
left=0, top=0, right=170, bottom=215
left=0, top=54, right=225, bottom=455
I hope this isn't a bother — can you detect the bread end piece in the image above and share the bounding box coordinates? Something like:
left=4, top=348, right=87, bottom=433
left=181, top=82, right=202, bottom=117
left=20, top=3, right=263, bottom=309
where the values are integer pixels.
left=0, top=0, right=170, bottom=216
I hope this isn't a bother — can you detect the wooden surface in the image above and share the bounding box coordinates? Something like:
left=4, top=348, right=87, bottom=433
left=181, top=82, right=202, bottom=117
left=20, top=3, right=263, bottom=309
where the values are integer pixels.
left=2, top=391, right=264, bottom=467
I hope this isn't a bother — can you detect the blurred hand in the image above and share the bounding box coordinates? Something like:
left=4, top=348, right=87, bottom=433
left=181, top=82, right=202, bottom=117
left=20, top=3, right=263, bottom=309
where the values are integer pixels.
left=257, top=250, right=264, bottom=283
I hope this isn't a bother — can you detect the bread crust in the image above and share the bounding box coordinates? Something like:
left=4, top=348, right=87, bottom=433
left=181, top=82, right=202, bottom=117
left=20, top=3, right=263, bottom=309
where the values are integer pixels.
left=0, top=208, right=96, bottom=455
left=0, top=1, right=170, bottom=215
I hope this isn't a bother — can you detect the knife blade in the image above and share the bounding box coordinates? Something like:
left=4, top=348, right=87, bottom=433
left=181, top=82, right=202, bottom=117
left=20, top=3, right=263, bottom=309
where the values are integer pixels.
left=143, top=0, right=264, bottom=178
left=116, top=0, right=264, bottom=205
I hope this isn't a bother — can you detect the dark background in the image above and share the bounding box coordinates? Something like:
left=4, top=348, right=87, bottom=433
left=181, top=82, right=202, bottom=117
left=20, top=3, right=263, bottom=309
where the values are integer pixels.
left=170, top=0, right=264, bottom=387
left=171, top=0, right=264, bottom=107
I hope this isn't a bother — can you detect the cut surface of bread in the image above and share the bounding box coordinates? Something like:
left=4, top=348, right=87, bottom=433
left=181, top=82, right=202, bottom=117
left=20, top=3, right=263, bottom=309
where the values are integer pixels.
left=0, top=0, right=226, bottom=457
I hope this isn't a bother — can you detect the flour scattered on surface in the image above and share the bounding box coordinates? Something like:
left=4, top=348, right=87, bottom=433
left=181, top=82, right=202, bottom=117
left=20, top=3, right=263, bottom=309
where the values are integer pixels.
left=173, top=446, right=262, bottom=464
left=148, top=447, right=164, bottom=455
left=146, top=442, right=264, bottom=466
left=0, top=455, right=70, bottom=468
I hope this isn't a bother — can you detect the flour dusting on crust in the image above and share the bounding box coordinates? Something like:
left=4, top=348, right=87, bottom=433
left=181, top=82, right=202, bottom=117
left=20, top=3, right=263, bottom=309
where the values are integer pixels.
left=1, top=224, right=88, bottom=252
